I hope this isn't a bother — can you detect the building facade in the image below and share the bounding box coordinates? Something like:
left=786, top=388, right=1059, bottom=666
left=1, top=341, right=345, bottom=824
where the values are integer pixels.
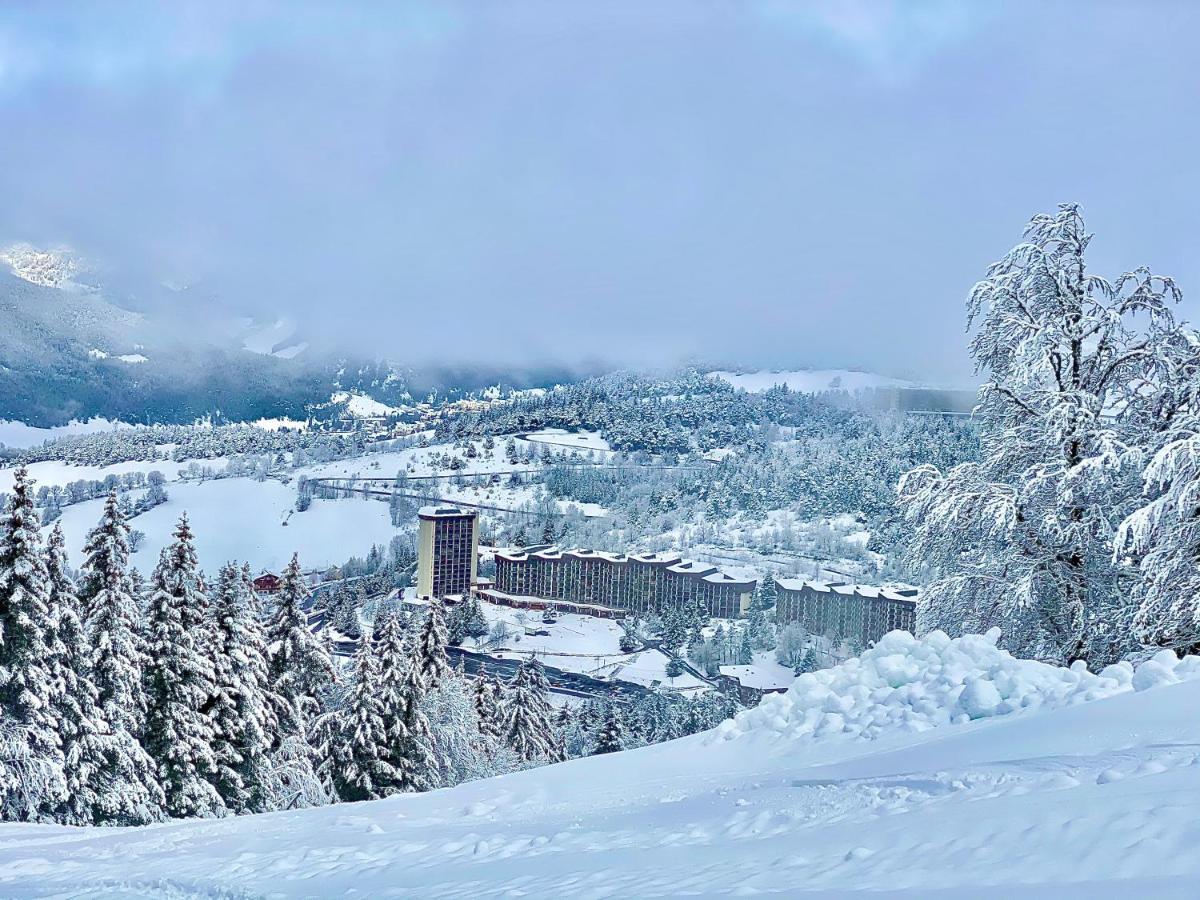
left=416, top=505, right=479, bottom=599
left=774, top=579, right=917, bottom=649
left=493, top=547, right=755, bottom=619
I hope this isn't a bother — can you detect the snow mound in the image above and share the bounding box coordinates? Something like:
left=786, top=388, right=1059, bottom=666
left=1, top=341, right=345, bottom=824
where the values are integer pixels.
left=712, top=628, right=1200, bottom=743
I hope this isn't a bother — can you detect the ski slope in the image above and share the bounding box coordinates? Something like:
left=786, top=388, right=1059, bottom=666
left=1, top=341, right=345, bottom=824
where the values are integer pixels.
left=5, top=631, right=1200, bottom=897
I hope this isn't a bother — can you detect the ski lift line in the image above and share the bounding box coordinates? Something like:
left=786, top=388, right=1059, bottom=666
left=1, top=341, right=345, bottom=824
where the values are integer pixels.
left=308, top=480, right=577, bottom=518
left=328, top=463, right=711, bottom=483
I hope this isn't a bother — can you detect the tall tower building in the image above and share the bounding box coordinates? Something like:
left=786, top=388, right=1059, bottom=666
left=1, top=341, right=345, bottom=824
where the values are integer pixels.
left=416, top=505, right=479, bottom=599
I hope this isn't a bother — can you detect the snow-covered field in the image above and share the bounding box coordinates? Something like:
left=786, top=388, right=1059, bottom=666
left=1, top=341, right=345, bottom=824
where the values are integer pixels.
left=6, top=630, right=1200, bottom=897
left=522, top=428, right=611, bottom=453
left=53, top=479, right=400, bottom=574
left=330, top=391, right=402, bottom=417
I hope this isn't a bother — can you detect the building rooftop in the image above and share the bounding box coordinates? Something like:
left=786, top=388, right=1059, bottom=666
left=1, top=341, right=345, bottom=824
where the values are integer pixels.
left=418, top=505, right=477, bottom=519
left=775, top=577, right=918, bottom=604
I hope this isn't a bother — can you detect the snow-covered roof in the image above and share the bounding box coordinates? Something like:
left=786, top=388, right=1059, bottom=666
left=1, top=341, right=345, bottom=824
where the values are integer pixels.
left=774, top=578, right=918, bottom=604
left=703, top=572, right=755, bottom=587
left=668, top=560, right=717, bottom=576
left=418, top=504, right=476, bottom=519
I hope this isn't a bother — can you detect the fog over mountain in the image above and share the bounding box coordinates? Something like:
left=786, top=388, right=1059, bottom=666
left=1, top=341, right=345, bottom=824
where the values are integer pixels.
left=2, top=2, right=1199, bottom=382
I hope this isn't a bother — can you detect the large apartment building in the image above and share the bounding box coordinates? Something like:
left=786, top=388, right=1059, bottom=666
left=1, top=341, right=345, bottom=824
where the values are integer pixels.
left=416, top=505, right=479, bottom=599
left=493, top=547, right=756, bottom=619
left=774, top=578, right=918, bottom=649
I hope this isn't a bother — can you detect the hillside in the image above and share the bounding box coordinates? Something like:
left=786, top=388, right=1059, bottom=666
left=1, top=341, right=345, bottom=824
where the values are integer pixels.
left=5, top=631, right=1200, bottom=898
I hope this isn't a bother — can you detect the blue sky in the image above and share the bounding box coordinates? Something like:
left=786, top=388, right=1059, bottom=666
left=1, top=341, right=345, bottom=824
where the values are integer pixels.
left=1, top=1, right=1197, bottom=380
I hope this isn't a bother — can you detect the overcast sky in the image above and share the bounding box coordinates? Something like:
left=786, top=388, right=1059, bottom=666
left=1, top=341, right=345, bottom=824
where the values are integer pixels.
left=1, top=1, right=1198, bottom=381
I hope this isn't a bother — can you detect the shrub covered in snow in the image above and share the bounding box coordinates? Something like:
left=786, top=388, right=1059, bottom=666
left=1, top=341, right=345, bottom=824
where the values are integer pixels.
left=711, top=628, right=1200, bottom=744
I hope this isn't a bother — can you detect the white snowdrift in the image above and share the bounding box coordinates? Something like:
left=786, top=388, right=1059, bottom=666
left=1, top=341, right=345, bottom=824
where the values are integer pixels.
left=714, top=628, right=1200, bottom=744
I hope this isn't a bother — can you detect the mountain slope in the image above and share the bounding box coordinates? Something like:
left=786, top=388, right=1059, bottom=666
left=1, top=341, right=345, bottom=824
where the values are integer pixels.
left=4, top=633, right=1200, bottom=898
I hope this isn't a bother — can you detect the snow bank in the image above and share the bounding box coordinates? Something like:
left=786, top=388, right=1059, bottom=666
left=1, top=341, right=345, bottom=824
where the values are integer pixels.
left=713, top=628, right=1200, bottom=743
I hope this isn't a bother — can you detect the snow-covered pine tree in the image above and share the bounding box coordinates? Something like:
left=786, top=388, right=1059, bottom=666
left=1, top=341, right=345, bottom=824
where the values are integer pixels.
left=0, top=468, right=65, bottom=820
left=75, top=493, right=164, bottom=824
left=795, top=648, right=819, bottom=676
left=593, top=706, right=624, bottom=755
left=898, top=204, right=1190, bottom=666
left=664, top=655, right=684, bottom=679
left=209, top=563, right=280, bottom=813
left=415, top=599, right=451, bottom=690
left=44, top=523, right=106, bottom=825
left=325, top=638, right=396, bottom=802
left=461, top=595, right=489, bottom=643
left=143, top=515, right=225, bottom=818
left=502, top=658, right=557, bottom=762
left=472, top=675, right=505, bottom=743
left=266, top=553, right=334, bottom=740
left=394, top=658, right=438, bottom=793
left=736, top=628, right=754, bottom=665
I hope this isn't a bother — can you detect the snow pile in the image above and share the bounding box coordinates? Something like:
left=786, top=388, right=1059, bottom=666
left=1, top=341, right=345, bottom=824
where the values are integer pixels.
left=713, top=628, right=1200, bottom=743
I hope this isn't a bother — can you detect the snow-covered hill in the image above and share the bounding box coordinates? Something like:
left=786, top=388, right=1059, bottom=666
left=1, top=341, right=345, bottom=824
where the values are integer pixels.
left=710, top=368, right=925, bottom=394
left=5, top=630, right=1200, bottom=897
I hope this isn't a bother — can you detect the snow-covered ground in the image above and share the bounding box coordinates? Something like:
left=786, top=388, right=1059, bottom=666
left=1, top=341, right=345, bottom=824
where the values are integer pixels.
left=472, top=599, right=705, bottom=691
left=330, top=391, right=402, bottom=417
left=522, top=428, right=612, bottom=453
left=719, top=651, right=796, bottom=691
left=7, top=631, right=1200, bottom=897
left=53, top=479, right=400, bottom=574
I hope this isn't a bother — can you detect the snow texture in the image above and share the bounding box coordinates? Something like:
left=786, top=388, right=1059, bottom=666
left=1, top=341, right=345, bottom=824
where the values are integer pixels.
left=712, top=628, right=1200, bottom=744
left=5, top=631, right=1200, bottom=896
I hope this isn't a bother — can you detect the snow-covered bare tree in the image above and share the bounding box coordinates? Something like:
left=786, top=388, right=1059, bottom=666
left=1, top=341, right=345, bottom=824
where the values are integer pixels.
left=899, top=204, right=1190, bottom=665
left=1115, top=356, right=1200, bottom=653
left=0, top=468, right=65, bottom=820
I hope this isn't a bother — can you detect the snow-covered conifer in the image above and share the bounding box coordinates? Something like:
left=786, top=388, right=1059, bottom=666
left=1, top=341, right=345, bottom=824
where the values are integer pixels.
left=0, top=468, right=65, bottom=820
left=266, top=553, right=334, bottom=739
left=143, top=515, right=224, bottom=818
left=472, top=675, right=505, bottom=742
left=209, top=563, right=279, bottom=812
left=324, top=640, right=396, bottom=802
left=74, top=496, right=163, bottom=824
left=502, top=658, right=557, bottom=762
left=415, top=599, right=451, bottom=690
left=593, top=706, right=624, bottom=755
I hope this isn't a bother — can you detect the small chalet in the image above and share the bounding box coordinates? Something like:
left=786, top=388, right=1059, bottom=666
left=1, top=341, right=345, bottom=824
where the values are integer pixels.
left=252, top=572, right=282, bottom=594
